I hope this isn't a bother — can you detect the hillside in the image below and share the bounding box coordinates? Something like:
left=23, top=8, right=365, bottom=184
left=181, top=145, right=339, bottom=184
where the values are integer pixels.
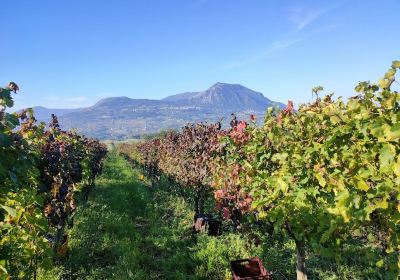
left=30, top=83, right=284, bottom=139
left=29, top=106, right=79, bottom=123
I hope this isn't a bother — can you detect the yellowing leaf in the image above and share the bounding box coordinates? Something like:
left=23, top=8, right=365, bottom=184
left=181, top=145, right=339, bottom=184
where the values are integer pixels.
left=258, top=210, right=267, bottom=219
left=0, top=264, right=8, bottom=274
left=379, top=78, right=389, bottom=89
left=340, top=208, right=350, bottom=223
left=394, top=158, right=400, bottom=177
left=387, top=124, right=400, bottom=141
left=374, top=199, right=388, bottom=209
left=355, top=177, right=369, bottom=192
left=384, top=68, right=396, bottom=79
left=315, top=173, right=326, bottom=187
left=392, top=60, right=400, bottom=68
left=380, top=144, right=395, bottom=171
left=330, top=115, right=341, bottom=124
left=376, top=259, right=384, bottom=268
left=243, top=160, right=253, bottom=169
left=277, top=178, right=288, bottom=193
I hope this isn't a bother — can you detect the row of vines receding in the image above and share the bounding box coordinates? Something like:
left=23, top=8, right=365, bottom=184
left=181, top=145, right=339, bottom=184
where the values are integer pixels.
left=118, top=62, right=400, bottom=280
left=0, top=83, right=107, bottom=279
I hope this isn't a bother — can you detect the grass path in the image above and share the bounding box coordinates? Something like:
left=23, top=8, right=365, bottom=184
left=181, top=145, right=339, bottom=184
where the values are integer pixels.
left=50, top=153, right=201, bottom=280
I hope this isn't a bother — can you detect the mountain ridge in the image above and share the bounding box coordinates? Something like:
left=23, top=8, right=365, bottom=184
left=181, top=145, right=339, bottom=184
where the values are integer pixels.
left=27, top=83, right=285, bottom=139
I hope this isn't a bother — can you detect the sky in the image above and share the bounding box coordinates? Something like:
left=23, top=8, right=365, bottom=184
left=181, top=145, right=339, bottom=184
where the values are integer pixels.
left=1, top=0, right=399, bottom=110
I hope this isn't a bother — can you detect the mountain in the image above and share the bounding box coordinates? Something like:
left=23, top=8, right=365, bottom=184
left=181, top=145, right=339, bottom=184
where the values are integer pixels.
left=92, top=97, right=165, bottom=108
left=29, top=83, right=285, bottom=140
left=29, top=106, right=80, bottom=123
left=161, top=91, right=198, bottom=102
left=163, top=83, right=280, bottom=111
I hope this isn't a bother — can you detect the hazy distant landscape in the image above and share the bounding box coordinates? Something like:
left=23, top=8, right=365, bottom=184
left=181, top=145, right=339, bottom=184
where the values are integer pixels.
left=30, top=83, right=284, bottom=139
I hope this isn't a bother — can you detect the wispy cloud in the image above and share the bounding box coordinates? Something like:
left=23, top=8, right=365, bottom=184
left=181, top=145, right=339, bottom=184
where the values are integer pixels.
left=215, top=4, right=337, bottom=71
left=218, top=38, right=303, bottom=70
left=287, top=7, right=327, bottom=31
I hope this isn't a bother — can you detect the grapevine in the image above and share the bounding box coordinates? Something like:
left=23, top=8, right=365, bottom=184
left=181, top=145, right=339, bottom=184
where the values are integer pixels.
left=120, top=62, right=400, bottom=279
left=0, top=82, right=107, bottom=278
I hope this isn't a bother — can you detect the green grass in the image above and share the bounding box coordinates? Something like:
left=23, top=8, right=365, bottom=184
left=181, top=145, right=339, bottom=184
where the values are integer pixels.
left=39, top=153, right=371, bottom=279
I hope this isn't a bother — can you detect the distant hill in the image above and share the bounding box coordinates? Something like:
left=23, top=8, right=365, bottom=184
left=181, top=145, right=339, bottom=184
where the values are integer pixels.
left=29, top=106, right=80, bottom=123
left=29, top=83, right=285, bottom=140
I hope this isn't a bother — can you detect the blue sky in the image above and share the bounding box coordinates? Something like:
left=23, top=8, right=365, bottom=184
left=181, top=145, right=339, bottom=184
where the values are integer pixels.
left=1, top=0, right=399, bottom=109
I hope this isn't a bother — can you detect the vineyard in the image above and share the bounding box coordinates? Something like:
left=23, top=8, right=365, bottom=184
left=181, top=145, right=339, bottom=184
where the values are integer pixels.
left=0, top=84, right=107, bottom=279
left=1, top=62, right=399, bottom=280
left=117, top=62, right=400, bottom=280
